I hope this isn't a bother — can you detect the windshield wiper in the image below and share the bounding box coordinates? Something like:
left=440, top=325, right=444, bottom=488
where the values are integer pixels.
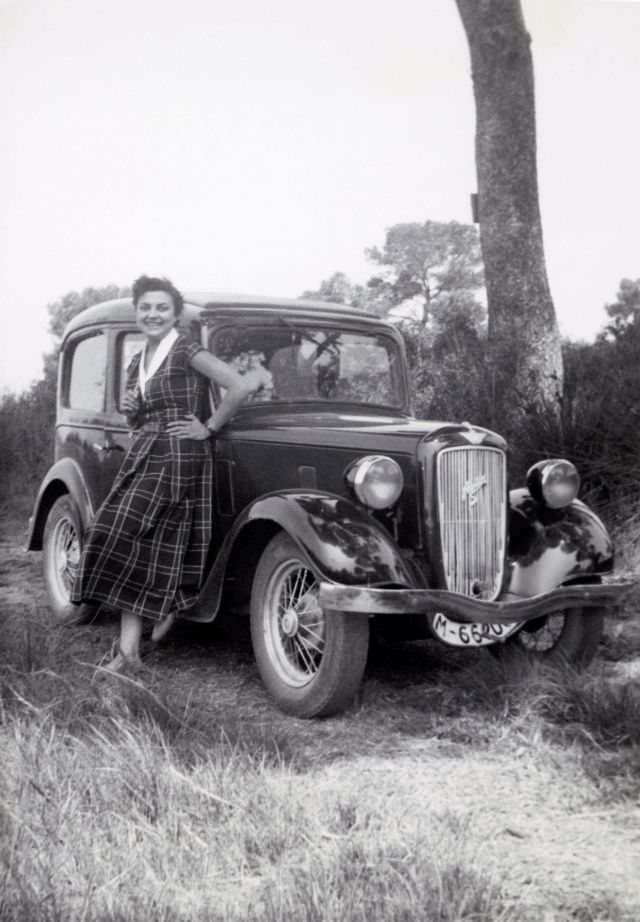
left=276, top=317, right=342, bottom=363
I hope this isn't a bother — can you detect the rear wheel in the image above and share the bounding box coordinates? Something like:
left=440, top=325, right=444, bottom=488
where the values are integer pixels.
left=495, top=608, right=605, bottom=666
left=250, top=532, right=369, bottom=717
left=43, top=496, right=96, bottom=624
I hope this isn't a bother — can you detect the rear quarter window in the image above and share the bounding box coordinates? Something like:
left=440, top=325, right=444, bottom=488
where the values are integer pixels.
left=63, top=332, right=108, bottom=412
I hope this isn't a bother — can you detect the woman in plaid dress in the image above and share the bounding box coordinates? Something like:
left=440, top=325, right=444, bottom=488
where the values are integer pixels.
left=71, top=276, right=258, bottom=673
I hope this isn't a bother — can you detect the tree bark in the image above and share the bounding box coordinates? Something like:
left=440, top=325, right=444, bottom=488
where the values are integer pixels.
left=455, top=0, right=562, bottom=420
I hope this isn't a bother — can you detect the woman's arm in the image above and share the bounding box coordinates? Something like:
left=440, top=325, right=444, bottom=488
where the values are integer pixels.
left=192, top=350, right=259, bottom=432
left=165, top=350, right=261, bottom=440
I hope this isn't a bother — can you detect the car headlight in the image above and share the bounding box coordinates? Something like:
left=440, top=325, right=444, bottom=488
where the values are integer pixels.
left=346, top=455, right=404, bottom=510
left=526, top=459, right=580, bottom=509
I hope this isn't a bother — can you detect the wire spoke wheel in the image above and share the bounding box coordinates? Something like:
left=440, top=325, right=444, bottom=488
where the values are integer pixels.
left=265, top=560, right=326, bottom=687
left=494, top=606, right=606, bottom=666
left=251, top=532, right=369, bottom=717
left=43, top=496, right=83, bottom=613
left=43, top=496, right=96, bottom=624
left=51, top=515, right=81, bottom=597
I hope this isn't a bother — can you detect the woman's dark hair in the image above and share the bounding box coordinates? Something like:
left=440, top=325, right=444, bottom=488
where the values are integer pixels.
left=132, top=275, right=184, bottom=316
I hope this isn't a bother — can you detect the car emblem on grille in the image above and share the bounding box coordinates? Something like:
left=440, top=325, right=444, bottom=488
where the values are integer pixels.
left=461, top=475, right=488, bottom=507
left=460, top=422, right=486, bottom=445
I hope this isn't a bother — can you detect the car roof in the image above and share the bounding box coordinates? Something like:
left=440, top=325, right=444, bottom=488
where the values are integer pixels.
left=62, top=293, right=386, bottom=340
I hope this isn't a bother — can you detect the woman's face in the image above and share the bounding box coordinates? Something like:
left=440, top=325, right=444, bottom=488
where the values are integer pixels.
left=135, top=290, right=177, bottom=342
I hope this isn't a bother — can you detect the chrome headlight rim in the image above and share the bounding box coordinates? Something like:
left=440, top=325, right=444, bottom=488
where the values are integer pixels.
left=346, top=454, right=404, bottom=511
left=526, top=458, right=580, bottom=509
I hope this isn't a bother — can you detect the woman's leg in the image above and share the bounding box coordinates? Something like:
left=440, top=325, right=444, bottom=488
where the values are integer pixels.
left=119, top=611, right=144, bottom=660
left=105, top=610, right=144, bottom=670
left=151, top=609, right=175, bottom=643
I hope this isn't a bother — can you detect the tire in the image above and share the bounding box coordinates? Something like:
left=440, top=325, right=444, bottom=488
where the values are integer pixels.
left=42, top=496, right=96, bottom=625
left=250, top=532, right=370, bottom=718
left=494, top=608, right=605, bottom=666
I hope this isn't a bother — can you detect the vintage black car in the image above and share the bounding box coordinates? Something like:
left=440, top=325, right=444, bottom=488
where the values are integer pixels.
left=27, top=294, right=629, bottom=716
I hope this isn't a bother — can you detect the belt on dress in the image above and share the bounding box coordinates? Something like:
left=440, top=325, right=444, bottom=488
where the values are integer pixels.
left=135, top=421, right=166, bottom=434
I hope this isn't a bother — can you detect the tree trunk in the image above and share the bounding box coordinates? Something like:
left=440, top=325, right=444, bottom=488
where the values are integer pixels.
left=455, top=0, right=562, bottom=422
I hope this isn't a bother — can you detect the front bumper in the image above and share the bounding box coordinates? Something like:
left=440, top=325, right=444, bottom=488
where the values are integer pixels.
left=318, top=580, right=632, bottom=624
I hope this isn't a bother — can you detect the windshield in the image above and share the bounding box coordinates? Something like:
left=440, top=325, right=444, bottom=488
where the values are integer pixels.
left=210, top=322, right=405, bottom=409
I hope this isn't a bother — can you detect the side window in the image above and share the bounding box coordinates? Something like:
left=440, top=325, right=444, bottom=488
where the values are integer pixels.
left=65, top=332, right=108, bottom=412
left=116, top=332, right=144, bottom=411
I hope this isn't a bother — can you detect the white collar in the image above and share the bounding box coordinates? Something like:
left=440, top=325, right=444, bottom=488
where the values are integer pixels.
left=139, top=327, right=179, bottom=392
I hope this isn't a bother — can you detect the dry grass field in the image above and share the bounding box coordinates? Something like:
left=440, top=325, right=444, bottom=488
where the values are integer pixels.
left=1, top=504, right=639, bottom=922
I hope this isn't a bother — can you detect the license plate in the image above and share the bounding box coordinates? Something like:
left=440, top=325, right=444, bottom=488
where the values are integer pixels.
left=431, top=612, right=521, bottom=647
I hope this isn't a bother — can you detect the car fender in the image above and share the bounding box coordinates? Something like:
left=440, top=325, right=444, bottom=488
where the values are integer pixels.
left=26, top=458, right=95, bottom=550
left=507, top=488, right=614, bottom=598
left=240, top=490, right=413, bottom=583
left=191, top=490, right=414, bottom=623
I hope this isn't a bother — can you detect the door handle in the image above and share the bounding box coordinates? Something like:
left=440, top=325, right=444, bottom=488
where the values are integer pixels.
left=93, top=442, right=125, bottom=453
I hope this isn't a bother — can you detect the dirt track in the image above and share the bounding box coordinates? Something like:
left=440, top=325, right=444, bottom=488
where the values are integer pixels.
left=1, top=511, right=639, bottom=920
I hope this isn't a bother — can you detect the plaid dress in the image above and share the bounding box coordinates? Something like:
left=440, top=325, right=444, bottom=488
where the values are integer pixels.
left=71, top=335, right=212, bottom=621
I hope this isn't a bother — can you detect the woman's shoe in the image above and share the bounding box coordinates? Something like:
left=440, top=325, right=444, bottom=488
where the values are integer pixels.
left=58, top=602, right=99, bottom=627
left=103, top=649, right=145, bottom=675
left=151, top=611, right=175, bottom=644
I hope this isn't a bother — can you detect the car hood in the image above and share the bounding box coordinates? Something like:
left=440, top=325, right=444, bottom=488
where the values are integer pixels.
left=225, top=409, right=506, bottom=453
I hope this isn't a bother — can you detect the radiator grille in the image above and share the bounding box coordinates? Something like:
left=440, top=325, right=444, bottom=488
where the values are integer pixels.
left=436, top=446, right=507, bottom=600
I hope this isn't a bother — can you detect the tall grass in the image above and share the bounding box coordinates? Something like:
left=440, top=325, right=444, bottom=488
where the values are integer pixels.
left=0, top=681, right=521, bottom=922
left=2, top=633, right=639, bottom=919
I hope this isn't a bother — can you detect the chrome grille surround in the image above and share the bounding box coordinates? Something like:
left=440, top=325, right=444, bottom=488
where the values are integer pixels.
left=436, top=446, right=507, bottom=600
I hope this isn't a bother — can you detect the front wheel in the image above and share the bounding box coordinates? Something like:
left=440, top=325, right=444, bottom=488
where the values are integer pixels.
left=250, top=532, right=369, bottom=718
left=493, top=608, right=605, bottom=666
left=42, top=496, right=96, bottom=625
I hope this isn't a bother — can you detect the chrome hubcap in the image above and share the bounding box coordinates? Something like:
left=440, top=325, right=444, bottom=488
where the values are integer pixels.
left=281, top=608, right=300, bottom=637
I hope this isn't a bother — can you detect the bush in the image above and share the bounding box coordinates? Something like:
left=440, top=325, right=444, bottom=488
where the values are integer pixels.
left=0, top=359, right=57, bottom=510
left=402, top=315, right=640, bottom=512
left=400, top=317, right=493, bottom=424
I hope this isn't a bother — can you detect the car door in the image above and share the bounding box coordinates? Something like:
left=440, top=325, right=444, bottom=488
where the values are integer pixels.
left=99, top=327, right=145, bottom=494
left=58, top=327, right=114, bottom=509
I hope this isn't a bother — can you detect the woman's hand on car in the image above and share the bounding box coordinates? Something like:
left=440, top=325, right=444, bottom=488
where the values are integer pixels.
left=165, top=415, right=211, bottom=440
left=243, top=366, right=274, bottom=398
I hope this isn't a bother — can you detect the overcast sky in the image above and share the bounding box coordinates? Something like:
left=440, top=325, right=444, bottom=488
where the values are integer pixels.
left=1, top=0, right=639, bottom=393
